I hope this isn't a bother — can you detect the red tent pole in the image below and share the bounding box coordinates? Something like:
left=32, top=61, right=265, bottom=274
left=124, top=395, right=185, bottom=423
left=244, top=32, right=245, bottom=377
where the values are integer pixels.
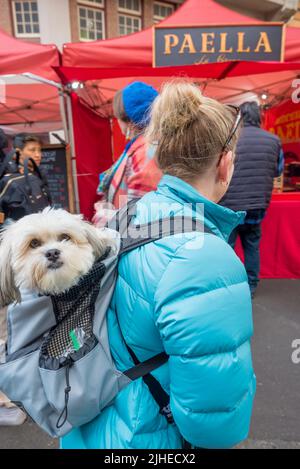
left=66, top=92, right=80, bottom=214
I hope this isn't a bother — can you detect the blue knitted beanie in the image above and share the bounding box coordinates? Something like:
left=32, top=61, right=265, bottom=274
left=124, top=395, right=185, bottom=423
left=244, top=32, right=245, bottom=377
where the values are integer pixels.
left=122, top=81, right=158, bottom=128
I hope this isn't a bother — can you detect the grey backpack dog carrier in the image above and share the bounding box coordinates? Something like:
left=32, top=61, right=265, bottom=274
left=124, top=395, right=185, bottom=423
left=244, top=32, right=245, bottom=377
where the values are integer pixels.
left=0, top=200, right=213, bottom=437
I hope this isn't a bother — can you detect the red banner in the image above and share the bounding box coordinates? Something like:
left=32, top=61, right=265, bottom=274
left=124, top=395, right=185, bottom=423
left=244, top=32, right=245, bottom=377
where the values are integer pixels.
left=264, top=99, right=300, bottom=163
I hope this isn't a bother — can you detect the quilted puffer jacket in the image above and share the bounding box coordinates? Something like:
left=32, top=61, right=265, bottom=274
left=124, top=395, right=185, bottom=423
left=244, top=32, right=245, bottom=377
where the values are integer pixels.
left=62, top=175, right=256, bottom=449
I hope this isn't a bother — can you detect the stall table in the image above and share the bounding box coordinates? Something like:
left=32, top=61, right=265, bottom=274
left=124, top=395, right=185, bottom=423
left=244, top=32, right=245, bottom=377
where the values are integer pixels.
left=235, top=192, right=300, bottom=278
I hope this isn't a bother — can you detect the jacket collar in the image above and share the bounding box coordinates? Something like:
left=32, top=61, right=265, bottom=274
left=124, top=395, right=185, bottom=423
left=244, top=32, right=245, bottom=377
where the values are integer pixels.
left=157, top=175, right=245, bottom=241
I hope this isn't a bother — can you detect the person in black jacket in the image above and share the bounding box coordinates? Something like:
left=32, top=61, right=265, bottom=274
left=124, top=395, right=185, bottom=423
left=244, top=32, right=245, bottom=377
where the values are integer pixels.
left=220, top=101, right=284, bottom=298
left=0, top=133, right=51, bottom=225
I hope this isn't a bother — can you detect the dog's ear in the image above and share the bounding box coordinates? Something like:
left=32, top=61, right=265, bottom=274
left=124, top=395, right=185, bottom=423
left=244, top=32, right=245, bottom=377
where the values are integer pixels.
left=0, top=226, right=21, bottom=307
left=83, top=222, right=113, bottom=259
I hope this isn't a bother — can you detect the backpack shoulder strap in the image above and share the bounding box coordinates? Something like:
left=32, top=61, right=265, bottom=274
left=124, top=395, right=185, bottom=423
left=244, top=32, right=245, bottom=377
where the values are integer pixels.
left=115, top=199, right=216, bottom=428
left=120, top=214, right=215, bottom=255
left=109, top=197, right=216, bottom=256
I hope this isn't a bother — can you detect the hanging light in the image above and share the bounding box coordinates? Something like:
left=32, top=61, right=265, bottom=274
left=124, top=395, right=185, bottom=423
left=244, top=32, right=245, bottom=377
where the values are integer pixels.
left=67, top=81, right=84, bottom=91
left=261, top=92, right=268, bottom=101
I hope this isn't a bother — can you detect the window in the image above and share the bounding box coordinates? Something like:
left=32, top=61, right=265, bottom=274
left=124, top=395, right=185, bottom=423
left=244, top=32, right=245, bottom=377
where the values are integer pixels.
left=12, top=1, right=40, bottom=37
left=118, top=0, right=141, bottom=36
left=78, top=4, right=105, bottom=41
left=119, top=14, right=141, bottom=35
left=153, top=1, right=174, bottom=23
left=118, top=0, right=141, bottom=14
left=78, top=0, right=104, bottom=5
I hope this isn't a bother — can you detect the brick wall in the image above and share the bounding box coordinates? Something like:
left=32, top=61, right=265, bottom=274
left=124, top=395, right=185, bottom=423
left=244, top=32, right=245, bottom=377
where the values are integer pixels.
left=106, top=0, right=119, bottom=39
left=69, top=0, right=79, bottom=42
left=1, top=0, right=184, bottom=42
left=0, top=0, right=13, bottom=35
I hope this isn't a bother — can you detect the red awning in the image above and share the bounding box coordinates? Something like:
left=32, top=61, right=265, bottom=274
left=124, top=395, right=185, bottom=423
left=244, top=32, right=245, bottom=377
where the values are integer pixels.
left=56, top=60, right=300, bottom=83
left=0, top=29, right=60, bottom=80
left=61, top=0, right=300, bottom=73
left=0, top=28, right=61, bottom=128
left=57, top=0, right=300, bottom=115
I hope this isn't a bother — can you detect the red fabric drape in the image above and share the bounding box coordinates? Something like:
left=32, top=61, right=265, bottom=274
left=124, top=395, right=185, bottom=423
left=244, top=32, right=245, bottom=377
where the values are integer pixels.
left=264, top=99, right=300, bottom=164
left=235, top=195, right=300, bottom=278
left=71, top=93, right=113, bottom=219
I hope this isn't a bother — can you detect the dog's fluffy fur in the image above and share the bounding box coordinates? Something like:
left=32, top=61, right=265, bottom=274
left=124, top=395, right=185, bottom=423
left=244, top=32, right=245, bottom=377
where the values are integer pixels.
left=0, top=208, right=115, bottom=306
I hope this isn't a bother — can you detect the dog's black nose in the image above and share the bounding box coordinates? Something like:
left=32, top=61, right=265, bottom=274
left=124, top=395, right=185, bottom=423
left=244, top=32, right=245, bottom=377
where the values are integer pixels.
left=45, top=249, right=61, bottom=262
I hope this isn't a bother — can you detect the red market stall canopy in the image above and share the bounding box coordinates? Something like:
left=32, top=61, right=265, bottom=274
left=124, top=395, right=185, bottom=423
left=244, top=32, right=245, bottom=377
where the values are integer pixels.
left=0, top=29, right=62, bottom=131
left=60, top=0, right=300, bottom=81
left=57, top=0, right=300, bottom=115
left=0, top=28, right=59, bottom=79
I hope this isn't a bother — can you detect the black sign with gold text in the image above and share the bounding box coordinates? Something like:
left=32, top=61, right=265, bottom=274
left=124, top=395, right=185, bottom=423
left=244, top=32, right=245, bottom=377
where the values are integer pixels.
left=153, top=24, right=284, bottom=67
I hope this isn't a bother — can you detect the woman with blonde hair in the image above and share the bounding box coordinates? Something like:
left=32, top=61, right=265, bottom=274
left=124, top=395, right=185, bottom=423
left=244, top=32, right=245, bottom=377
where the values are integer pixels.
left=63, top=80, right=256, bottom=449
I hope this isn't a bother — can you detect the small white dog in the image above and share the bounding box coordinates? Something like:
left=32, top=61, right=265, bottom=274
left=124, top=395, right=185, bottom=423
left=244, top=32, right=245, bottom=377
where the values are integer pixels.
left=0, top=208, right=115, bottom=306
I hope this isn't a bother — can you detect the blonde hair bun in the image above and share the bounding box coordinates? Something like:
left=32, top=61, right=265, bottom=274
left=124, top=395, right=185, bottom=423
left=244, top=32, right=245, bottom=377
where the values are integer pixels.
left=146, top=79, right=239, bottom=180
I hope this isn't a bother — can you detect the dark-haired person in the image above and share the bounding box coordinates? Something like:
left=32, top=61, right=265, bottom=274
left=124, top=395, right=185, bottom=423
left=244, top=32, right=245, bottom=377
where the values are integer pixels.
left=93, top=81, right=162, bottom=227
left=220, top=101, right=284, bottom=298
left=0, top=133, right=51, bottom=223
left=13, top=133, right=43, bottom=169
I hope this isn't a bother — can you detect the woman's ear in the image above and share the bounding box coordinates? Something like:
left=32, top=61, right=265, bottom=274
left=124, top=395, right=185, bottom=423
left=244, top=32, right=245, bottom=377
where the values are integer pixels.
left=217, top=150, right=234, bottom=185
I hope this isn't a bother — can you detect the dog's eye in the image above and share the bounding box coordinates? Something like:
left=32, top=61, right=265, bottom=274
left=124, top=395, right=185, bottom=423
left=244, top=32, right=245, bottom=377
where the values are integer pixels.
left=59, top=234, right=71, bottom=242
left=30, top=239, right=41, bottom=249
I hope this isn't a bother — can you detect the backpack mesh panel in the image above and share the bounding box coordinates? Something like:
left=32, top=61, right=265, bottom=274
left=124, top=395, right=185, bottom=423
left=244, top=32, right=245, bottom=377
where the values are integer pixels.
left=41, top=259, right=106, bottom=359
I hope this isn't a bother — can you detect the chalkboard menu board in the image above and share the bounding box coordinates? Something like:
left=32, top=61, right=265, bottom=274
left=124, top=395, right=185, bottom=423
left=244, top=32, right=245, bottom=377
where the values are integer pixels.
left=40, top=144, right=74, bottom=213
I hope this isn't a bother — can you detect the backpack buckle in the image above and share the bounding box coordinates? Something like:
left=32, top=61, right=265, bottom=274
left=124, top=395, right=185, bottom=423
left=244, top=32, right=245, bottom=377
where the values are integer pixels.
left=160, top=404, right=174, bottom=424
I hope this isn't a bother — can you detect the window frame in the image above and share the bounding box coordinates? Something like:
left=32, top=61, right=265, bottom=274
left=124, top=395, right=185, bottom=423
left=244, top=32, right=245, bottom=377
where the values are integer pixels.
left=153, top=1, right=174, bottom=23
left=118, top=0, right=142, bottom=17
left=118, top=12, right=142, bottom=36
left=12, top=1, right=40, bottom=38
left=77, top=0, right=104, bottom=7
left=78, top=4, right=106, bottom=42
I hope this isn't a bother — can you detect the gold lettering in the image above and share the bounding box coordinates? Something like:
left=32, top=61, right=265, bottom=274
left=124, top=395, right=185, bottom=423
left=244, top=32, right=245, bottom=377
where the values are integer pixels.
left=164, top=34, right=179, bottom=55
left=178, top=34, right=196, bottom=54
left=237, top=32, right=250, bottom=53
left=295, top=120, right=300, bottom=140
left=286, top=123, right=295, bottom=141
left=194, top=55, right=209, bottom=64
left=201, top=33, right=215, bottom=53
left=220, top=33, right=233, bottom=53
left=276, top=126, right=285, bottom=140
left=217, top=54, right=228, bottom=62
left=254, top=32, right=272, bottom=53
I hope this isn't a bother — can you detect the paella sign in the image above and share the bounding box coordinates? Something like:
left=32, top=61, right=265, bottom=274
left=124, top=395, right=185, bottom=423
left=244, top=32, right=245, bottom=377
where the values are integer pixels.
left=153, top=24, right=284, bottom=67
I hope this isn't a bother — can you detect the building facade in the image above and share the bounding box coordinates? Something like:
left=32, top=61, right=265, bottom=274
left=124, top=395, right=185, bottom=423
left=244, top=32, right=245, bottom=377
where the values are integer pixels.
left=0, top=0, right=184, bottom=48
left=219, top=0, right=298, bottom=22
left=0, top=0, right=299, bottom=51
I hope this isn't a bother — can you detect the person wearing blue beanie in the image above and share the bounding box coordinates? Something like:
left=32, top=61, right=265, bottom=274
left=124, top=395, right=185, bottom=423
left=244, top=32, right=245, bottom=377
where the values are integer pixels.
left=122, top=81, right=159, bottom=128
left=93, top=81, right=162, bottom=226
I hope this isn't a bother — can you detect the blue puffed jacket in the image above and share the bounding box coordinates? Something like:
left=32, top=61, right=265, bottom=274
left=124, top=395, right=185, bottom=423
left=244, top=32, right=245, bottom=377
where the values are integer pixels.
left=62, top=175, right=256, bottom=449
